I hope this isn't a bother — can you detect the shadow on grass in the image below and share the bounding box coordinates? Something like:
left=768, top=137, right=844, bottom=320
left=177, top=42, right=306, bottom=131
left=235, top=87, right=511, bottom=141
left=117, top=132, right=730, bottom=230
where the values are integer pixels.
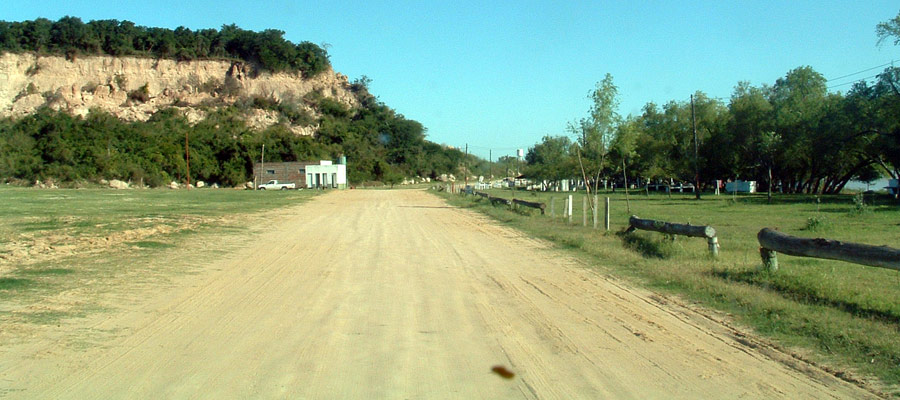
left=20, top=268, right=74, bottom=276
left=617, top=231, right=671, bottom=259
left=0, top=277, right=35, bottom=291
left=130, top=241, right=176, bottom=249
left=711, top=268, right=900, bottom=325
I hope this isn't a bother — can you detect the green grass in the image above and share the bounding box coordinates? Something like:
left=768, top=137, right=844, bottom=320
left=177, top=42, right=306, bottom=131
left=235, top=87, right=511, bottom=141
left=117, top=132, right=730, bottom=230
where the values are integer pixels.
left=443, top=188, right=900, bottom=395
left=0, top=186, right=319, bottom=331
left=130, top=240, right=176, bottom=249
left=0, top=277, right=34, bottom=291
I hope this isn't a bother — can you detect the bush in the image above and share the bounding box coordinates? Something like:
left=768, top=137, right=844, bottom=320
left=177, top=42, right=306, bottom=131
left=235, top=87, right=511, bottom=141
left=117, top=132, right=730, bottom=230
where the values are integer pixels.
left=803, top=215, right=830, bottom=231
left=850, top=192, right=870, bottom=215
left=128, top=83, right=150, bottom=103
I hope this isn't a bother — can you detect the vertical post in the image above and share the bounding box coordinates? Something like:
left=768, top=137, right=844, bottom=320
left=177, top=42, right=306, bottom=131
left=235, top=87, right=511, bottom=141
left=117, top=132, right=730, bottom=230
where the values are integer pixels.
left=593, top=195, right=598, bottom=229
left=489, top=149, right=492, bottom=181
left=691, top=94, right=701, bottom=200
left=567, top=194, right=573, bottom=224
left=260, top=143, right=265, bottom=189
left=185, top=131, right=191, bottom=189
left=622, top=158, right=630, bottom=213
left=465, top=143, right=468, bottom=188
left=708, top=236, right=719, bottom=257
left=604, top=197, right=610, bottom=231
left=760, top=248, right=778, bottom=272
left=550, top=198, right=556, bottom=218
left=582, top=196, right=587, bottom=227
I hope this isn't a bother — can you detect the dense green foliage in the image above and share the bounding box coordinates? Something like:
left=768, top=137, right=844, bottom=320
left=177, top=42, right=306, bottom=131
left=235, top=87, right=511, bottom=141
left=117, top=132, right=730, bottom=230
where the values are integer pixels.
left=527, top=66, right=900, bottom=194
left=0, top=17, right=330, bottom=76
left=526, top=12, right=900, bottom=195
left=0, top=17, right=471, bottom=186
left=0, top=91, right=467, bottom=186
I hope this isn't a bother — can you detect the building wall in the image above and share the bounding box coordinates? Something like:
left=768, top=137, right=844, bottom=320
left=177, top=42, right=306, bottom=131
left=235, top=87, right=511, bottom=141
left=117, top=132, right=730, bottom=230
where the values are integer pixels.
left=253, top=162, right=318, bottom=188
left=253, top=160, right=348, bottom=189
left=305, top=163, right=347, bottom=189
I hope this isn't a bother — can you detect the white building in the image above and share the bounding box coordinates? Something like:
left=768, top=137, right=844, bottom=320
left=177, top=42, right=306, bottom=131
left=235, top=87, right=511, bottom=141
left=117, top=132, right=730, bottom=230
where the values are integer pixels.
left=725, top=180, right=757, bottom=193
left=305, top=160, right=347, bottom=189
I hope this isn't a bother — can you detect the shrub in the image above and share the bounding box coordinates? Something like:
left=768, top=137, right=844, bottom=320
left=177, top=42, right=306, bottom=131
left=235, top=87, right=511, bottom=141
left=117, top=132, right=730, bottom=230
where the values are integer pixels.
left=803, top=215, right=830, bottom=231
left=128, top=83, right=151, bottom=103
left=850, top=192, right=870, bottom=215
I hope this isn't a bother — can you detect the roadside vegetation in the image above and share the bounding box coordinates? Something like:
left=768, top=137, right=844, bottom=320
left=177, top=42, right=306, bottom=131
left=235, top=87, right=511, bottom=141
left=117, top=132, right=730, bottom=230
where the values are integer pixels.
left=0, top=187, right=316, bottom=329
left=441, top=188, right=900, bottom=395
left=0, top=85, right=466, bottom=188
left=523, top=12, right=900, bottom=198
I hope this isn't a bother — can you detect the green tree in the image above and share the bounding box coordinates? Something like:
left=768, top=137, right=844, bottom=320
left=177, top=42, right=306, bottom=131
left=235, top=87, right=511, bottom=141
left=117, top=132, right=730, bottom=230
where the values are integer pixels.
left=876, top=10, right=900, bottom=46
left=525, top=135, right=574, bottom=188
left=572, top=74, right=620, bottom=200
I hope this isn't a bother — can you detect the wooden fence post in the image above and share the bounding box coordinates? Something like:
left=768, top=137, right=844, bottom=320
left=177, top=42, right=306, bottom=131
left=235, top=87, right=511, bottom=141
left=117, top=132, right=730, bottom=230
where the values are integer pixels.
left=567, top=195, right=573, bottom=224
left=593, top=195, right=599, bottom=229
left=760, top=247, right=778, bottom=272
left=550, top=198, right=556, bottom=218
left=604, top=197, right=610, bottom=231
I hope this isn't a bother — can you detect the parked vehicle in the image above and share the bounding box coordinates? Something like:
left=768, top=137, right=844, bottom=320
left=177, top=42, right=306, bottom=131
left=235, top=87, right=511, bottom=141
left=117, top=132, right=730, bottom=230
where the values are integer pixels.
left=258, top=180, right=296, bottom=190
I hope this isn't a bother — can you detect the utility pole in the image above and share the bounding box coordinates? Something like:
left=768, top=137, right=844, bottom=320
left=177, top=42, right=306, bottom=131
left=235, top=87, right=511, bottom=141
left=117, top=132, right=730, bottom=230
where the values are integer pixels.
left=465, top=143, right=468, bottom=187
left=185, top=131, right=191, bottom=189
left=489, top=149, right=492, bottom=180
left=691, top=94, right=701, bottom=200
left=260, top=143, right=265, bottom=189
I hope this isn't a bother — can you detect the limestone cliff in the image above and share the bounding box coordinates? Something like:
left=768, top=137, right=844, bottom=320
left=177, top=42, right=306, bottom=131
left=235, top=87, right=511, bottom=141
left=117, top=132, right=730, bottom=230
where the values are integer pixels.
left=0, top=53, right=359, bottom=136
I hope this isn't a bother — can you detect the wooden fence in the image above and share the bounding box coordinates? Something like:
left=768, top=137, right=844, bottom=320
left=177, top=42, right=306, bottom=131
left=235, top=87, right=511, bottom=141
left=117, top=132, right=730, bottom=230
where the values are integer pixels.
left=473, top=191, right=545, bottom=214
left=626, top=215, right=719, bottom=256
left=757, top=228, right=900, bottom=272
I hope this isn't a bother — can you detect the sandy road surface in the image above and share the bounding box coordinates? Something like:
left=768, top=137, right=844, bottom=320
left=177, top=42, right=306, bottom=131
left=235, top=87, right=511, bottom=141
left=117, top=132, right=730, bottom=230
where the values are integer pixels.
left=0, top=190, right=876, bottom=399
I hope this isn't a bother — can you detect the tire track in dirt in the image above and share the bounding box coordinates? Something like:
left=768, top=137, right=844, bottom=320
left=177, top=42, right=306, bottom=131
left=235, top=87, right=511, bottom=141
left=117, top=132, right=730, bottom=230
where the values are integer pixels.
left=0, top=189, right=880, bottom=399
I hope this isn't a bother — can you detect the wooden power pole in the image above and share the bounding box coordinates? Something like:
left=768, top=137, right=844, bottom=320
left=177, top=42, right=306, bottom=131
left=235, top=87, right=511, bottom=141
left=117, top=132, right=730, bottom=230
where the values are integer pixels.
left=185, top=131, right=191, bottom=189
left=691, top=94, right=700, bottom=200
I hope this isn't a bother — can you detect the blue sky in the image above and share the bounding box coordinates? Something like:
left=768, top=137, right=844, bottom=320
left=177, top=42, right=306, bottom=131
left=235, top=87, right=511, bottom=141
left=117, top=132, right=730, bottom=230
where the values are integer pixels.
left=4, top=1, right=900, bottom=160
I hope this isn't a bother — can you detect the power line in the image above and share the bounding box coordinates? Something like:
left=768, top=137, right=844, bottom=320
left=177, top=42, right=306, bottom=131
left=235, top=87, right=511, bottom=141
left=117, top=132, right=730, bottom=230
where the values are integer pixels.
left=827, top=73, right=881, bottom=89
left=826, top=61, right=895, bottom=82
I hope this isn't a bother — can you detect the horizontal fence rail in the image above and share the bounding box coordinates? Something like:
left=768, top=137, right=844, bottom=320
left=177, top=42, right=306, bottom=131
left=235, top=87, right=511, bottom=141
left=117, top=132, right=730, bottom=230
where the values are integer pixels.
left=473, top=191, right=545, bottom=214
left=626, top=215, right=719, bottom=256
left=757, top=228, right=900, bottom=272
left=512, top=199, right=546, bottom=214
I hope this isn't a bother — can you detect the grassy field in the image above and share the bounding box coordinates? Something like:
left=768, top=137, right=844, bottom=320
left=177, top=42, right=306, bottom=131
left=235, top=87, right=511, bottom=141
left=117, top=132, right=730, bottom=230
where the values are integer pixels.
left=441, top=187, right=900, bottom=395
left=0, top=186, right=317, bottom=329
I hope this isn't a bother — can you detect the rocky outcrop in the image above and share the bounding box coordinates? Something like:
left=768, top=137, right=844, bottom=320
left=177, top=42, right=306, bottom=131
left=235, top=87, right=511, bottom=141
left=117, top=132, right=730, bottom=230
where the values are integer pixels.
left=0, top=53, right=358, bottom=136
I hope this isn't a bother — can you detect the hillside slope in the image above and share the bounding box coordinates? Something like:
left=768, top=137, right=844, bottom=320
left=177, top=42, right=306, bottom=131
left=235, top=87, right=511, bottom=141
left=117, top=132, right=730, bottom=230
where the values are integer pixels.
left=0, top=53, right=357, bottom=135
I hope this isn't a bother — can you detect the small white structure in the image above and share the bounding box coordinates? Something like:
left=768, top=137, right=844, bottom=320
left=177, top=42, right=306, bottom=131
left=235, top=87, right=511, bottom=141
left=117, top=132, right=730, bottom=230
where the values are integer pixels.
left=725, top=180, right=757, bottom=193
left=305, top=160, right=347, bottom=189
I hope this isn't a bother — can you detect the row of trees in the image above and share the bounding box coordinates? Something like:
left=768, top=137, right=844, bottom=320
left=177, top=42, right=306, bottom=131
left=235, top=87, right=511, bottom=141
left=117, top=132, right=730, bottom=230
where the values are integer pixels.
left=0, top=87, right=468, bottom=187
left=0, top=17, right=330, bottom=76
left=526, top=13, right=900, bottom=196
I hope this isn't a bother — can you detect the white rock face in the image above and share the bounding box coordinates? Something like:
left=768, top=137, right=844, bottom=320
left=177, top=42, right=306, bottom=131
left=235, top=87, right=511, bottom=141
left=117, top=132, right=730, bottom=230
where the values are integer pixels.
left=0, top=53, right=359, bottom=136
left=108, top=179, right=129, bottom=189
left=196, top=181, right=206, bottom=188
left=168, top=181, right=180, bottom=189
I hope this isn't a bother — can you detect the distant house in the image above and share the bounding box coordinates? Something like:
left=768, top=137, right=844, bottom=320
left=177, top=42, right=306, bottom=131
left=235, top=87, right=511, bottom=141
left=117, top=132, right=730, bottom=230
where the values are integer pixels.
left=253, top=157, right=348, bottom=189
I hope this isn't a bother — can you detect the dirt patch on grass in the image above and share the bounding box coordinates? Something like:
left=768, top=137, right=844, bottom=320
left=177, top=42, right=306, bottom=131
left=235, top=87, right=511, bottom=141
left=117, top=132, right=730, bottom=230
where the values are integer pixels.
left=0, top=215, right=230, bottom=274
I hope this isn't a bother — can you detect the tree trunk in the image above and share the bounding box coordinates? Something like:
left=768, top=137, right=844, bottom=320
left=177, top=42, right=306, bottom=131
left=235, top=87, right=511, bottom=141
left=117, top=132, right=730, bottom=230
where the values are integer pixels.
left=628, top=216, right=716, bottom=238
left=758, top=228, right=900, bottom=271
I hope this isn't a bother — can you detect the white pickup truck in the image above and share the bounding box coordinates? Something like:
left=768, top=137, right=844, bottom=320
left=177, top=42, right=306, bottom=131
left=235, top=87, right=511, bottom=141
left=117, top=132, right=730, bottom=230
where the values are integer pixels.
left=257, top=180, right=296, bottom=190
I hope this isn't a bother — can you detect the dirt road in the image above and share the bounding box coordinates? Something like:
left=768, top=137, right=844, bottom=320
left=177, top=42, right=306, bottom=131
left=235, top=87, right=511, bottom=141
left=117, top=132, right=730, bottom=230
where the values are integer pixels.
left=0, top=190, right=876, bottom=398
